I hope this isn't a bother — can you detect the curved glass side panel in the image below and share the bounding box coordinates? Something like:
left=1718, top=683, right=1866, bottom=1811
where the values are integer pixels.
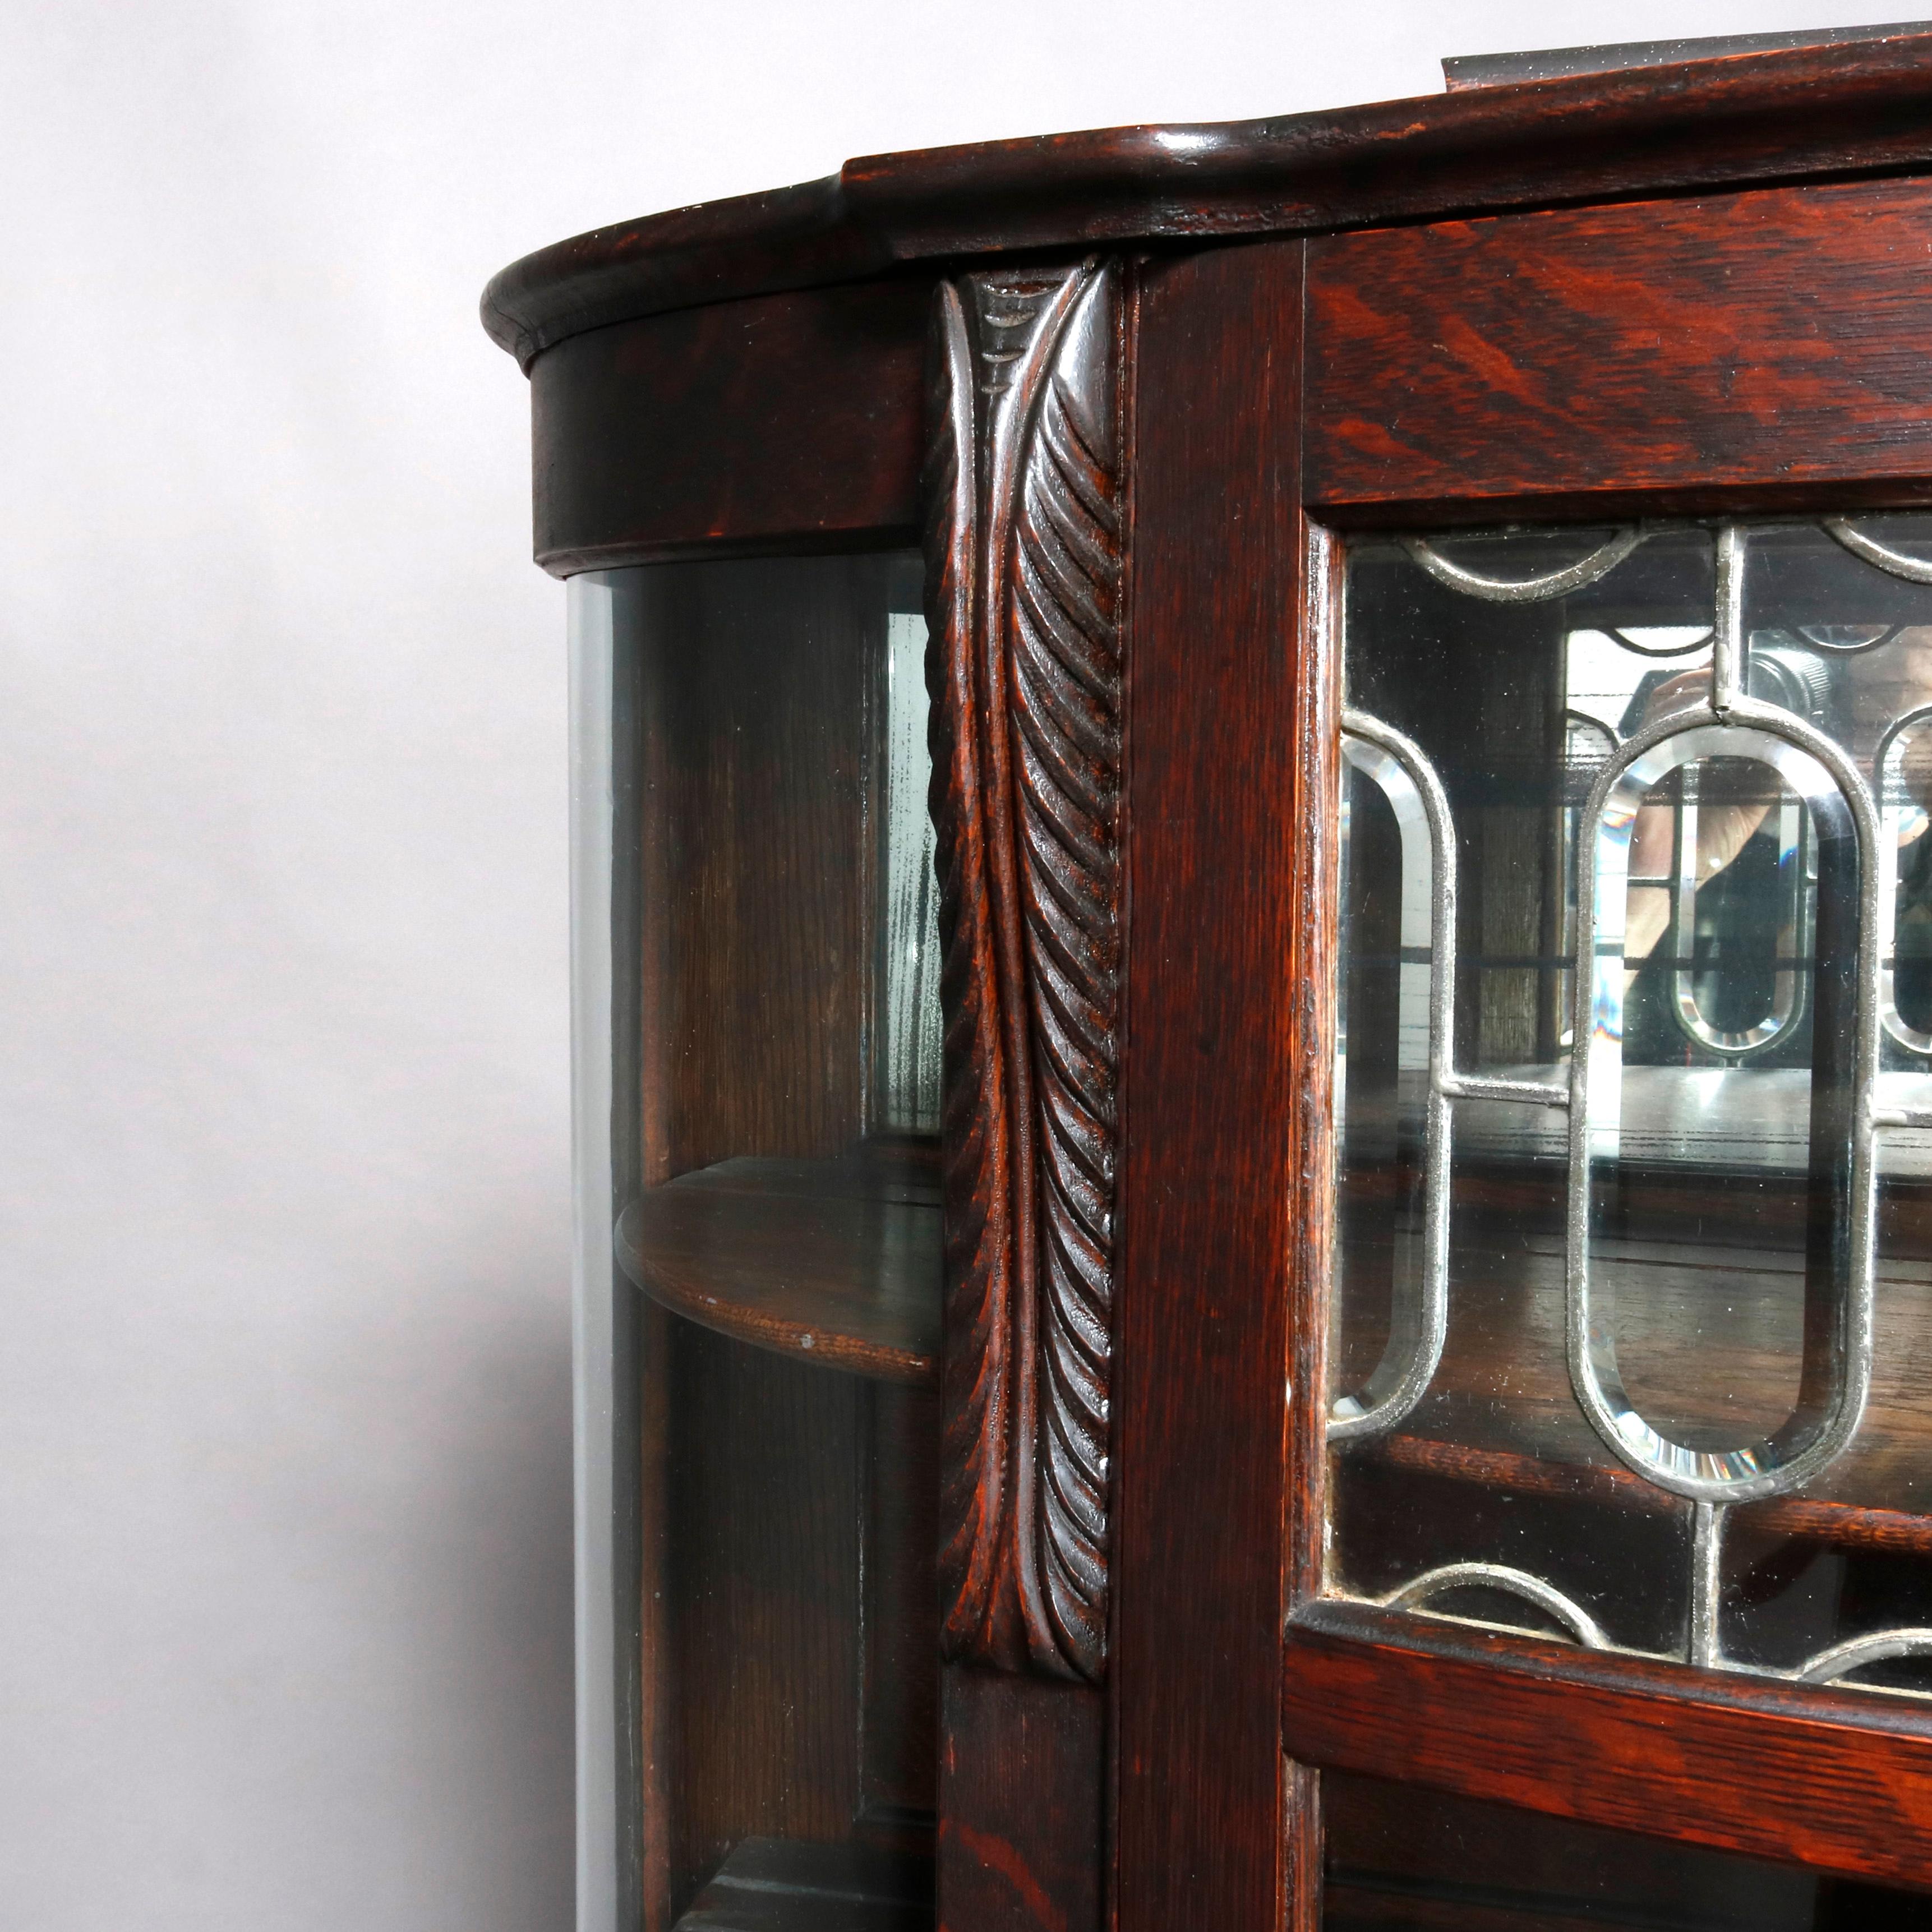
left=566, top=578, right=625, bottom=1932
left=576, top=556, right=939, bottom=1932
left=1326, top=514, right=1932, bottom=1700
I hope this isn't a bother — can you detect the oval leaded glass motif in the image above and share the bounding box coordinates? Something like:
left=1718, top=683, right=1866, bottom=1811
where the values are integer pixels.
left=1329, top=515, right=1932, bottom=1691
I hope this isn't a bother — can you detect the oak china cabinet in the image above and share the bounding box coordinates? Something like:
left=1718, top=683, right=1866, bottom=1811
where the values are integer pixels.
left=486, top=25, right=1932, bottom=1932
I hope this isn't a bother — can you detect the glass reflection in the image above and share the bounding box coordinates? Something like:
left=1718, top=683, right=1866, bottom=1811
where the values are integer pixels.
left=877, top=611, right=942, bottom=1132
left=1879, top=708, right=1932, bottom=1052
left=1580, top=725, right=1855, bottom=1491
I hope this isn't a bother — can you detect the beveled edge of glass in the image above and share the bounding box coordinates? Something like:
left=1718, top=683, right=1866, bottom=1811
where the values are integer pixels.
left=1401, top=526, right=1645, bottom=602
left=1331, top=712, right=1454, bottom=1441
left=1384, top=1561, right=1611, bottom=1649
left=1566, top=698, right=1881, bottom=1502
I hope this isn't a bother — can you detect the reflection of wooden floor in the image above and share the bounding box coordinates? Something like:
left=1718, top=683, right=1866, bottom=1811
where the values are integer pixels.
left=1335, top=1191, right=1932, bottom=1519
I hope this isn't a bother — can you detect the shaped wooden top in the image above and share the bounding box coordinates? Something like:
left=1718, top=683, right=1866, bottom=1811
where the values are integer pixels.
left=485, top=31, right=1932, bottom=367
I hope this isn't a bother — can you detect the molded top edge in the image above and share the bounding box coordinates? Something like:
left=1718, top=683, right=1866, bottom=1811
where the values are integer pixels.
left=482, top=32, right=1932, bottom=370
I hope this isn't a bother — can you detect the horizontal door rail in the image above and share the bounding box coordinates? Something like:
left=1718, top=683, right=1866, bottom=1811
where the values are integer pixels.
left=1285, top=1600, right=1932, bottom=1888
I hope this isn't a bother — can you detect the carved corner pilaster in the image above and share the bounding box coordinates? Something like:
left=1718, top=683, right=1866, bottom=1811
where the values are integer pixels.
left=924, top=260, right=1125, bottom=1683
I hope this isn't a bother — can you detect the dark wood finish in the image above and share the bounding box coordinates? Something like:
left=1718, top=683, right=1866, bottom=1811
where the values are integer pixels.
left=667, top=1326, right=863, bottom=1915
left=613, top=616, right=665, bottom=1932
left=1334, top=1181, right=1932, bottom=1515
left=672, top=1836, right=933, bottom=1932
left=1373, top=1434, right=1932, bottom=1561
left=484, top=35, right=1932, bottom=365
left=1440, top=22, right=1928, bottom=90
left=936, top=1669, right=1103, bottom=1932
left=861, top=1385, right=943, bottom=1830
left=1322, top=1770, right=1828, bottom=1931
left=1325, top=1881, right=1671, bottom=1932
left=926, top=261, right=1125, bottom=1683
left=532, top=280, right=928, bottom=575
left=1283, top=1763, right=1322, bottom=1932
left=1307, top=176, right=1932, bottom=520
left=1285, top=1602, right=1932, bottom=1889
left=616, top=1159, right=941, bottom=1386
left=1286, top=522, right=1345, bottom=1932
left=626, top=556, right=896, bottom=1177
left=1114, top=238, right=1308, bottom=1932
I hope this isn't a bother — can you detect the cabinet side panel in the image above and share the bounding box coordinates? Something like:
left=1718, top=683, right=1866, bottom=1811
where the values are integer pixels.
left=861, top=1382, right=942, bottom=1824
left=1307, top=176, right=1932, bottom=518
left=1116, top=238, right=1308, bottom=1932
left=666, top=1326, right=864, bottom=1916
left=638, top=557, right=878, bottom=1175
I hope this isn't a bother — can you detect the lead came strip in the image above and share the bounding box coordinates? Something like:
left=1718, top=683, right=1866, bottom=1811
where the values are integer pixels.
left=1331, top=714, right=1565, bottom=1443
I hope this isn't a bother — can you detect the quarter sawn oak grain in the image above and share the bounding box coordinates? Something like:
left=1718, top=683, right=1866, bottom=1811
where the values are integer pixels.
left=1307, top=176, right=1932, bottom=517
left=1115, top=237, right=1307, bottom=1932
left=1286, top=1603, right=1932, bottom=1890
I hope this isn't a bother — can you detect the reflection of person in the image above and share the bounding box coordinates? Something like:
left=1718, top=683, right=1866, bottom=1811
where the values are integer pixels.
left=1622, top=631, right=1932, bottom=973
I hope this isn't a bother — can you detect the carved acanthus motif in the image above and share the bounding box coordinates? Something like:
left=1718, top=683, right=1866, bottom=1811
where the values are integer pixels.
left=925, top=260, right=1124, bottom=1682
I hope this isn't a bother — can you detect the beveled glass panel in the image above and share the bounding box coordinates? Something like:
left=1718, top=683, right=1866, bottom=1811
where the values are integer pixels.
left=1328, top=514, right=1932, bottom=1696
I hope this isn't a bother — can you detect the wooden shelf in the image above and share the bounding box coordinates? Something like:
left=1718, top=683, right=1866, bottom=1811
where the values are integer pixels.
left=1367, top=1433, right=1932, bottom=1558
left=1337, top=1139, right=1932, bottom=1512
left=616, top=1155, right=942, bottom=1386
left=674, top=1837, right=933, bottom=1932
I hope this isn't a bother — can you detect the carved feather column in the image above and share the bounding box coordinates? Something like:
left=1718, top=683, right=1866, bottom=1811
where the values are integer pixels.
left=924, top=260, right=1125, bottom=1683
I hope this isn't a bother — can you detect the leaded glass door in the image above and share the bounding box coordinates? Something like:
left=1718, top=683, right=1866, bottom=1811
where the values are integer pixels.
left=1284, top=171, right=1932, bottom=1926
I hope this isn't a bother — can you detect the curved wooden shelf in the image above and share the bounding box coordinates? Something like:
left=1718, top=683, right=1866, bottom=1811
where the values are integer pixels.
left=615, top=1155, right=941, bottom=1386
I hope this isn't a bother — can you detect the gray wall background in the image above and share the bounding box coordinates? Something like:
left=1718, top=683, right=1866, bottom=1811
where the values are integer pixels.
left=0, top=3, right=1911, bottom=1926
